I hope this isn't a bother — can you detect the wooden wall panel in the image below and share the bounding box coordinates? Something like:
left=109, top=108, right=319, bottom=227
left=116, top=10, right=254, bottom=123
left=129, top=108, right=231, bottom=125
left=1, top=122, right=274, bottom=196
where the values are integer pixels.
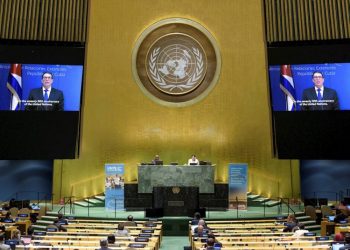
left=0, top=0, right=88, bottom=42
left=264, top=0, right=350, bottom=42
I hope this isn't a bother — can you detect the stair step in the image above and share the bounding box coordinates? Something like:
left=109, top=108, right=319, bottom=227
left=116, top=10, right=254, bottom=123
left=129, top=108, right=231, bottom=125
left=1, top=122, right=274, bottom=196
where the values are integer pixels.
left=41, top=215, right=57, bottom=221
left=300, top=220, right=315, bottom=225
left=74, top=201, right=90, bottom=207
left=265, top=200, right=281, bottom=207
left=295, top=211, right=305, bottom=216
left=247, top=194, right=261, bottom=200
left=306, top=224, right=321, bottom=230
left=32, top=225, right=47, bottom=231
left=46, top=211, right=59, bottom=216
left=95, top=195, right=105, bottom=201
left=254, top=198, right=270, bottom=203
left=246, top=191, right=252, bottom=196
left=84, top=198, right=103, bottom=204
left=36, top=220, right=53, bottom=225
left=296, top=215, right=311, bottom=221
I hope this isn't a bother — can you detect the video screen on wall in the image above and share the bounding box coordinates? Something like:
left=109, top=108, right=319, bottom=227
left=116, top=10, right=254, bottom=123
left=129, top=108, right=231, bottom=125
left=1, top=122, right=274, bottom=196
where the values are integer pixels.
left=0, top=64, right=83, bottom=111
left=0, top=42, right=85, bottom=159
left=268, top=42, right=350, bottom=159
left=269, top=63, right=349, bottom=111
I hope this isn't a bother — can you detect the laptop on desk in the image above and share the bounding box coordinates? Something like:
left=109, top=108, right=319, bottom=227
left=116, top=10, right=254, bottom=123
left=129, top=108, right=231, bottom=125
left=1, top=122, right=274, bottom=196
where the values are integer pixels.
left=21, top=236, right=32, bottom=245
left=328, top=215, right=335, bottom=222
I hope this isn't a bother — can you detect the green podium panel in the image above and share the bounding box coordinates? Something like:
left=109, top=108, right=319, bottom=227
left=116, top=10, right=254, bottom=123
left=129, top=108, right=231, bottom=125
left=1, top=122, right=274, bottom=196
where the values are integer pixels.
left=138, top=165, right=214, bottom=193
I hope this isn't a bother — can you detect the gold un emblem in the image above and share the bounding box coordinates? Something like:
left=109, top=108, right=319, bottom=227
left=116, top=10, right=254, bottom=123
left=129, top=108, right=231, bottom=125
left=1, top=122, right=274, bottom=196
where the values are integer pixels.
left=132, top=18, right=221, bottom=107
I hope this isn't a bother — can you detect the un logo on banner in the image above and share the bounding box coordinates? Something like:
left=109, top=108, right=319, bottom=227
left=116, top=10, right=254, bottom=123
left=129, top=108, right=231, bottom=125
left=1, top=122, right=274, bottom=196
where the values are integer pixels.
left=132, top=18, right=221, bottom=107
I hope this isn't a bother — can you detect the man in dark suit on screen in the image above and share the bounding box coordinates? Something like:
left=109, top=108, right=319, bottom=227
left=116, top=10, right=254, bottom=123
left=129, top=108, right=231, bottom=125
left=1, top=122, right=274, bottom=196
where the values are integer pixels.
left=25, top=72, right=64, bottom=111
left=301, top=71, right=339, bottom=111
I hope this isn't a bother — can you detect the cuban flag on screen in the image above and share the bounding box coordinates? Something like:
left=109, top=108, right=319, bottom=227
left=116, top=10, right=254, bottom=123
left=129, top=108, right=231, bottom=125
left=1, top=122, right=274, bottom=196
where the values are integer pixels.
left=6, top=64, right=22, bottom=110
left=280, top=65, right=296, bottom=111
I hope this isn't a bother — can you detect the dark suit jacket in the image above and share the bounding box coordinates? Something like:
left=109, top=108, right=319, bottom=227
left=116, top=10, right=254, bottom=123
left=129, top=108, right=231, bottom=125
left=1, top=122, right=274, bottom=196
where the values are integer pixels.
left=301, top=87, right=339, bottom=111
left=25, top=88, right=64, bottom=111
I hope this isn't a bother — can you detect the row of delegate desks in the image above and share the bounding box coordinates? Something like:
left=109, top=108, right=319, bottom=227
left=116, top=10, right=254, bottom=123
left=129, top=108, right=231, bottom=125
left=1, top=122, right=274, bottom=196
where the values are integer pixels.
left=16, top=246, right=154, bottom=250
left=28, top=233, right=159, bottom=250
left=1, top=219, right=32, bottom=238
left=29, top=220, right=163, bottom=250
left=63, top=221, right=163, bottom=243
left=320, top=219, right=350, bottom=236
left=189, top=220, right=334, bottom=250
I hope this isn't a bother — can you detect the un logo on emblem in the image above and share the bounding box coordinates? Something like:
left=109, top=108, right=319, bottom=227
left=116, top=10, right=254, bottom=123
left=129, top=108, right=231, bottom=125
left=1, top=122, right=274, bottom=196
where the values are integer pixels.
left=132, top=18, right=221, bottom=107
left=147, top=34, right=207, bottom=95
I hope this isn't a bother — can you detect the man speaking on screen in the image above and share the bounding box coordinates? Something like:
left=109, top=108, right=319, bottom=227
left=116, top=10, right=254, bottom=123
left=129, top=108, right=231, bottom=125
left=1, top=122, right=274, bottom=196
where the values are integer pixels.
left=301, top=71, right=339, bottom=111
left=25, top=72, right=64, bottom=111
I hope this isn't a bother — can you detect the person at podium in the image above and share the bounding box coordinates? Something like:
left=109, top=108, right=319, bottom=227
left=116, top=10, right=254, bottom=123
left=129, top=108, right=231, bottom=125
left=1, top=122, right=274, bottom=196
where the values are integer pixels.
left=188, top=154, right=199, bottom=165
left=151, top=154, right=162, bottom=165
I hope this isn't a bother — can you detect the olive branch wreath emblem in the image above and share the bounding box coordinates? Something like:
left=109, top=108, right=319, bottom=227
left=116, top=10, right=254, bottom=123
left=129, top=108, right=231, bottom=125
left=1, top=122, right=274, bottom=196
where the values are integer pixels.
left=148, top=47, right=204, bottom=92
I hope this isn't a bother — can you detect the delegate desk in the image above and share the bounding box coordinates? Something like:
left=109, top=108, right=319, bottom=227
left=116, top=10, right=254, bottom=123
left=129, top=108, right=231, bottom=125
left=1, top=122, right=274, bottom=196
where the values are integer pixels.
left=138, top=165, right=215, bottom=193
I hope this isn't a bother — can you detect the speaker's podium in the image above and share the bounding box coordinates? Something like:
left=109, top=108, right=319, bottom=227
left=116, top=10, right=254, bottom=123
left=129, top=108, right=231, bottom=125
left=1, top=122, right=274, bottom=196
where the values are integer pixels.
left=151, top=186, right=199, bottom=216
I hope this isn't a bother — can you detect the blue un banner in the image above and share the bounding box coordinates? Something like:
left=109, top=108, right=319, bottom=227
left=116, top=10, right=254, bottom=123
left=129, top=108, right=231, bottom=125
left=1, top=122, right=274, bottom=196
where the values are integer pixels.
left=228, top=163, right=248, bottom=210
left=105, top=163, right=125, bottom=210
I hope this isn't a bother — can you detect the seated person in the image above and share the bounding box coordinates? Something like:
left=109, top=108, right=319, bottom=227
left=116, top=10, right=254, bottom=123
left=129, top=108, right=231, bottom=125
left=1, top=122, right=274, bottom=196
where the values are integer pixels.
left=98, top=239, right=112, bottom=250
left=0, top=235, right=10, bottom=250
left=27, top=226, right=34, bottom=236
left=1, top=212, right=14, bottom=223
left=334, top=233, right=345, bottom=242
left=193, top=225, right=207, bottom=237
left=11, top=229, right=24, bottom=245
left=291, top=223, right=309, bottom=238
left=339, top=234, right=350, bottom=250
left=197, top=219, right=210, bottom=230
left=203, top=234, right=222, bottom=248
left=57, top=213, right=68, bottom=225
left=123, top=215, right=137, bottom=226
left=205, top=237, right=215, bottom=250
left=1, top=203, right=10, bottom=211
left=151, top=155, right=161, bottom=164
left=335, top=201, right=350, bottom=223
left=50, top=219, right=67, bottom=232
left=107, top=234, right=121, bottom=247
left=283, top=214, right=298, bottom=232
left=9, top=199, right=16, bottom=209
left=335, top=212, right=348, bottom=223
left=0, top=223, right=6, bottom=234
left=30, top=213, right=37, bottom=224
left=193, top=220, right=211, bottom=236
left=191, top=212, right=201, bottom=225
left=114, top=223, right=130, bottom=237
left=188, top=155, right=199, bottom=165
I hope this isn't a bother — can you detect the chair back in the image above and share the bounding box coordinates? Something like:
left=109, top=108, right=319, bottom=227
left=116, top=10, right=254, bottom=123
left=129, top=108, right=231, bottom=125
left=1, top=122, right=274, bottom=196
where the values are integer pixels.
left=320, top=205, right=333, bottom=217
left=9, top=207, right=19, bottom=217
left=18, top=208, right=30, bottom=215
left=37, top=206, right=46, bottom=219
left=304, top=205, right=317, bottom=220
